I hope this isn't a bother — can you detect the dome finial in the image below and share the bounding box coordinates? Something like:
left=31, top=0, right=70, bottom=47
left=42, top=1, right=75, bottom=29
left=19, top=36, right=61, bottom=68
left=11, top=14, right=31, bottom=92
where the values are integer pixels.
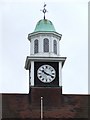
left=41, top=3, right=48, bottom=19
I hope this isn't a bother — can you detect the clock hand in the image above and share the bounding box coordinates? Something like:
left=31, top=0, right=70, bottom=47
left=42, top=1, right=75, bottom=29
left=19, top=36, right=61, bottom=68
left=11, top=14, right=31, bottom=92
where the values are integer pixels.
left=42, top=70, right=54, bottom=78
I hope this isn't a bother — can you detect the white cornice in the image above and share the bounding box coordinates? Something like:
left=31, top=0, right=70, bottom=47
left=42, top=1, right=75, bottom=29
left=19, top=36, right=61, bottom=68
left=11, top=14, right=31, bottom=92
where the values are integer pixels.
left=28, top=31, right=62, bottom=41
left=25, top=56, right=66, bottom=70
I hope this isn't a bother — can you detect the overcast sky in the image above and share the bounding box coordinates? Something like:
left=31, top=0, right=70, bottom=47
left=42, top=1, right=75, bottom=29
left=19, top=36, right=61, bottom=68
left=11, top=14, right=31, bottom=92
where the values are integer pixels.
left=0, top=0, right=88, bottom=94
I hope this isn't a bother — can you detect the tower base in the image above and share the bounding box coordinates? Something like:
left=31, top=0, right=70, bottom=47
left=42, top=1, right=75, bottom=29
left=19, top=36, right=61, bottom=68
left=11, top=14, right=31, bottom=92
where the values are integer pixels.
left=29, top=87, right=63, bottom=109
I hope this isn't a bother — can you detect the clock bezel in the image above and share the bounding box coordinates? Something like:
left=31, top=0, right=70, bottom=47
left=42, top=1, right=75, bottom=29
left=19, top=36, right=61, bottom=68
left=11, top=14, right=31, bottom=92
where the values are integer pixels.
left=37, top=64, right=56, bottom=83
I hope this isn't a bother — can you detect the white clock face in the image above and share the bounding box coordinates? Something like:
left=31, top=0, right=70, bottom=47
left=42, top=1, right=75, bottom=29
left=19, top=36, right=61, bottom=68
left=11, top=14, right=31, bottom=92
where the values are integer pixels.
left=37, top=65, right=56, bottom=83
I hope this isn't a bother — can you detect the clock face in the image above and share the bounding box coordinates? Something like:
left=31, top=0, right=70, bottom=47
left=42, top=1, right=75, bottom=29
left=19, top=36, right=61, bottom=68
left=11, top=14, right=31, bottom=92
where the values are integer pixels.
left=37, top=65, right=56, bottom=83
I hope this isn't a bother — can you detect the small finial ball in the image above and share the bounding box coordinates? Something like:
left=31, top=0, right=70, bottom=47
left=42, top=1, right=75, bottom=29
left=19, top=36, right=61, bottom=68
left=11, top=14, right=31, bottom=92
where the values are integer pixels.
left=41, top=97, right=43, bottom=99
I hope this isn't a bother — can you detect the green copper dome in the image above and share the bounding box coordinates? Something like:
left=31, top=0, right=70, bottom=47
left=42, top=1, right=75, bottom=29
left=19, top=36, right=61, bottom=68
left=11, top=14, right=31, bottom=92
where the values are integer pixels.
left=34, top=19, right=56, bottom=32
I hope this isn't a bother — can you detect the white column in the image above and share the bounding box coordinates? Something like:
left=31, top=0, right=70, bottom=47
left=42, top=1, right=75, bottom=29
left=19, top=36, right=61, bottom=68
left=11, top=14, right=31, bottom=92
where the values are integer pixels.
left=58, top=40, right=60, bottom=56
left=39, top=36, right=43, bottom=53
left=51, top=36, right=53, bottom=53
left=59, top=62, right=62, bottom=86
left=40, top=97, right=43, bottom=120
left=30, top=39, right=34, bottom=55
left=31, top=61, right=34, bottom=86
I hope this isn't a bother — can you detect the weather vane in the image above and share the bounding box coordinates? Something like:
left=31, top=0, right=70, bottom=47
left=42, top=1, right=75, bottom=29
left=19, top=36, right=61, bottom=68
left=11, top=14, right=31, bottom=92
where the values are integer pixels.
left=41, top=3, right=48, bottom=19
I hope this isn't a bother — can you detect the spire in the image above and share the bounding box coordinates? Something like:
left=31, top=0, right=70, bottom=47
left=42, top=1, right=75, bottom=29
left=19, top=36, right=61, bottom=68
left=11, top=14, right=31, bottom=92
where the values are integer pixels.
left=41, top=3, right=48, bottom=19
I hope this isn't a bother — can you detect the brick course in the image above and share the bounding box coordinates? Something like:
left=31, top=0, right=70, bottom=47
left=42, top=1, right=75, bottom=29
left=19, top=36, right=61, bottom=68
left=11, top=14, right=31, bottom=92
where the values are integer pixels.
left=2, top=87, right=89, bottom=119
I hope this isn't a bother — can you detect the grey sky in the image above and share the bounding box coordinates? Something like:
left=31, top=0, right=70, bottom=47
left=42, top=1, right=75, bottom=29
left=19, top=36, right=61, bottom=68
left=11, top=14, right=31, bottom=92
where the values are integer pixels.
left=0, top=0, right=88, bottom=94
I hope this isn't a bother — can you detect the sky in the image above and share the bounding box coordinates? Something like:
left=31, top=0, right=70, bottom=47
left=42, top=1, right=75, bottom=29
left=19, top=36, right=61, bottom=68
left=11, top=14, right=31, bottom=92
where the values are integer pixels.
left=0, top=0, right=88, bottom=94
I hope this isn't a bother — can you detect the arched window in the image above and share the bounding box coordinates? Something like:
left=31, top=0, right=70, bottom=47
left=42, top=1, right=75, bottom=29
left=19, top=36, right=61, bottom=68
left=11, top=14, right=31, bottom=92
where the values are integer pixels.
left=34, top=39, right=38, bottom=53
left=54, top=40, right=57, bottom=54
left=44, top=38, right=49, bottom=52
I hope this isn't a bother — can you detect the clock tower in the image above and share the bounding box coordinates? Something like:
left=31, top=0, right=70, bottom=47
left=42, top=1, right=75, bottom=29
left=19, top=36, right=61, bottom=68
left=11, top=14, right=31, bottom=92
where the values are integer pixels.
left=25, top=4, right=66, bottom=108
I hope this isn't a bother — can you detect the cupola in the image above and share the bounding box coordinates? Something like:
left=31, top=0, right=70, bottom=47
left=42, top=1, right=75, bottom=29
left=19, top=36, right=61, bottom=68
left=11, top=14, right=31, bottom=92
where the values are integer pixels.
left=28, top=4, right=62, bottom=57
left=25, top=3, right=66, bottom=88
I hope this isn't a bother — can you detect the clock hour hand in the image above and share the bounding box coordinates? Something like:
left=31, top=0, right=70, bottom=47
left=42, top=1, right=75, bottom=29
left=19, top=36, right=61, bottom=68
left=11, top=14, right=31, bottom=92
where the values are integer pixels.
left=42, top=70, right=54, bottom=78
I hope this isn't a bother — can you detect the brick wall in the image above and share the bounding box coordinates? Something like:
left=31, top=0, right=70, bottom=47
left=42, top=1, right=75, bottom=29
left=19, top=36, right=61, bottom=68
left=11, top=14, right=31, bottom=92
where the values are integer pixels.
left=2, top=87, right=89, bottom=119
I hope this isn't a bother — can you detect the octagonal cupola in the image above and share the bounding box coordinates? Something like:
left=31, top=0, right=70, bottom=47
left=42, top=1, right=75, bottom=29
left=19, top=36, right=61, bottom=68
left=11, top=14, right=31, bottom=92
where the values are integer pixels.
left=28, top=6, right=62, bottom=57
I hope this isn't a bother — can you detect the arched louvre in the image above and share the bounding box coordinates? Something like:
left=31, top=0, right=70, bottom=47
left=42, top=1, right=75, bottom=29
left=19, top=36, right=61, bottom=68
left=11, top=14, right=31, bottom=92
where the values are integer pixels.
left=54, top=40, right=57, bottom=54
left=44, top=38, right=49, bottom=52
left=34, top=39, right=38, bottom=53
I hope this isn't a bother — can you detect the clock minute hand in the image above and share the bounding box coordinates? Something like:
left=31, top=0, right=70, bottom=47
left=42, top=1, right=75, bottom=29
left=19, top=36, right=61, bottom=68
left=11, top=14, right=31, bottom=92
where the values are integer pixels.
left=42, top=70, right=53, bottom=78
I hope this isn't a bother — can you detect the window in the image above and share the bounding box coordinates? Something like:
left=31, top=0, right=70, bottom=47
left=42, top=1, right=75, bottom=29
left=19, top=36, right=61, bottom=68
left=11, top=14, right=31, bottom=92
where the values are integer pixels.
left=54, top=40, right=57, bottom=54
left=34, top=39, right=38, bottom=53
left=44, top=38, right=49, bottom=52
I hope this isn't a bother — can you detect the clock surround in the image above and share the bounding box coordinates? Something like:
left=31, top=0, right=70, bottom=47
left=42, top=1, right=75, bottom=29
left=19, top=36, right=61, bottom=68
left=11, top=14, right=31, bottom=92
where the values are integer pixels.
left=34, top=62, right=59, bottom=87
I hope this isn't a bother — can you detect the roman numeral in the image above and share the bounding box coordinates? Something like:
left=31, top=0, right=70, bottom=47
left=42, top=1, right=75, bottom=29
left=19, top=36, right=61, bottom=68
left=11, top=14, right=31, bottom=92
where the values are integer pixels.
left=42, top=78, right=44, bottom=81
left=49, top=78, right=51, bottom=81
left=46, top=66, right=48, bottom=68
left=52, top=73, right=55, bottom=75
left=42, top=67, right=44, bottom=69
left=39, top=76, right=42, bottom=78
left=38, top=73, right=41, bottom=74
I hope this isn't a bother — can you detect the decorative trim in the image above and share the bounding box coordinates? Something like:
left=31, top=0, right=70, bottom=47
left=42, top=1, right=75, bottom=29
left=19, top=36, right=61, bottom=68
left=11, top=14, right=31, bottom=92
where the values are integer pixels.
left=28, top=32, right=62, bottom=41
left=25, top=56, right=66, bottom=70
